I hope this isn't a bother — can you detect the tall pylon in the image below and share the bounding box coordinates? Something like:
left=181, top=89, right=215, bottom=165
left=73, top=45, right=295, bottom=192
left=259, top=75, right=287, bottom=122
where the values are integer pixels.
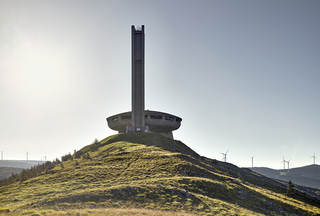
left=130, top=25, right=146, bottom=133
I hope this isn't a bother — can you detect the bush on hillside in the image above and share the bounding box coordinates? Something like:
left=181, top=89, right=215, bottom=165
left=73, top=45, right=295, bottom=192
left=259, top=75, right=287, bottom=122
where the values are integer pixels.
left=91, top=138, right=100, bottom=151
left=287, top=180, right=295, bottom=197
left=61, top=153, right=73, bottom=162
left=74, top=149, right=82, bottom=159
left=82, top=153, right=91, bottom=160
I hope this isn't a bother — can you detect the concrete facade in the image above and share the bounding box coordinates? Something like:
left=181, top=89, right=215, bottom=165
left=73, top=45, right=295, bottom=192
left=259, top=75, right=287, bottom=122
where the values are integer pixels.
left=130, top=25, right=146, bottom=133
left=106, top=25, right=182, bottom=139
left=107, top=110, right=182, bottom=139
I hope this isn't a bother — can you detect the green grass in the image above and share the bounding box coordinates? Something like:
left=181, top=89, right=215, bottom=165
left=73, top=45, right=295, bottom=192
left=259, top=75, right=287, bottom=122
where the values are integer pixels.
left=0, top=133, right=320, bottom=215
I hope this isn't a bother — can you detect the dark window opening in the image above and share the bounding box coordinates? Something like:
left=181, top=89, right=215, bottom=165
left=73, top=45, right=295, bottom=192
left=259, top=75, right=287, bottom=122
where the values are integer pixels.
left=121, top=115, right=131, bottom=120
left=165, top=116, right=174, bottom=121
left=111, top=117, right=119, bottom=122
left=150, top=115, right=162, bottom=119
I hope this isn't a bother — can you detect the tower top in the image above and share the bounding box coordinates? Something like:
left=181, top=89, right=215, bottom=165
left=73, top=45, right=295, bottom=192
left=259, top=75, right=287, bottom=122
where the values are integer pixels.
left=132, top=25, right=144, bottom=31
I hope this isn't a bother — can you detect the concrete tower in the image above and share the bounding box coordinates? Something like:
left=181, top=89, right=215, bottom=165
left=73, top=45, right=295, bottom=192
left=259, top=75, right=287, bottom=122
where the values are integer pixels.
left=107, top=25, right=182, bottom=139
left=130, top=25, right=146, bottom=133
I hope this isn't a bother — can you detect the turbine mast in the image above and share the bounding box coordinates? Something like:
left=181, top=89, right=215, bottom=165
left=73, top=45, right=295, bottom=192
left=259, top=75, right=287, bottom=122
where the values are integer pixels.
left=311, top=153, right=317, bottom=165
left=221, top=150, right=228, bottom=162
left=251, top=156, right=255, bottom=168
left=286, top=159, right=291, bottom=173
left=281, top=157, right=286, bottom=170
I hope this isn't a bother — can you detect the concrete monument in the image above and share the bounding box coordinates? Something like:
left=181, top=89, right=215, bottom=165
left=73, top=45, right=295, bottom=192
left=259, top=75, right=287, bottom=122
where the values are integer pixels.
left=106, top=25, right=181, bottom=139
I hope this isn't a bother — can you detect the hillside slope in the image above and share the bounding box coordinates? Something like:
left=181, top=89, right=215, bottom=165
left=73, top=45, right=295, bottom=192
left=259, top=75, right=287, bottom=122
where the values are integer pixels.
left=0, top=133, right=320, bottom=215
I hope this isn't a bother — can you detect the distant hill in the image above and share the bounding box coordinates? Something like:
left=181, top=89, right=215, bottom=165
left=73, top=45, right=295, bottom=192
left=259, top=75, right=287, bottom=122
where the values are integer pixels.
left=0, top=160, right=45, bottom=181
left=289, top=165, right=320, bottom=179
left=0, top=160, right=44, bottom=169
left=0, top=167, right=25, bottom=180
left=251, top=165, right=320, bottom=189
left=0, top=133, right=319, bottom=215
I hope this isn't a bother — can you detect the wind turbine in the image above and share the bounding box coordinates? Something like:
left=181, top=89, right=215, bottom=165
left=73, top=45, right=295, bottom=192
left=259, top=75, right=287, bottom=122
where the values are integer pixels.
left=281, top=157, right=286, bottom=170
left=221, top=150, right=229, bottom=162
left=25, top=150, right=29, bottom=162
left=311, top=153, right=317, bottom=165
left=286, top=159, right=291, bottom=173
left=250, top=156, right=255, bottom=168
left=44, top=155, right=47, bottom=162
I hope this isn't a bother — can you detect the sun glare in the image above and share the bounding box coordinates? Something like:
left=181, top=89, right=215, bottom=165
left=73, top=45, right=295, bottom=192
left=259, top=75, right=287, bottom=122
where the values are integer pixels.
left=4, top=39, right=71, bottom=104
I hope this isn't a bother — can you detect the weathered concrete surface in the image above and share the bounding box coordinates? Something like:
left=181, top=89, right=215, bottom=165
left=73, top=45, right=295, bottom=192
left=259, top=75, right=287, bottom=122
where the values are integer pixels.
left=107, top=110, right=182, bottom=139
left=106, top=25, right=182, bottom=139
left=131, top=25, right=145, bottom=133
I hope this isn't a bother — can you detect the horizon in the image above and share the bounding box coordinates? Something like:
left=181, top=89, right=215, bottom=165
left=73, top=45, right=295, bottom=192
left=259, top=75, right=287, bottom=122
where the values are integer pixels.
left=0, top=158, right=318, bottom=170
left=0, top=159, right=319, bottom=170
left=1, top=0, right=319, bottom=170
left=0, top=141, right=318, bottom=170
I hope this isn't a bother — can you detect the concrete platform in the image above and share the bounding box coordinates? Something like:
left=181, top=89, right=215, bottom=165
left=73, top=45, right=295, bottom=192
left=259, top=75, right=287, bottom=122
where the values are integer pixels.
left=107, top=110, right=182, bottom=139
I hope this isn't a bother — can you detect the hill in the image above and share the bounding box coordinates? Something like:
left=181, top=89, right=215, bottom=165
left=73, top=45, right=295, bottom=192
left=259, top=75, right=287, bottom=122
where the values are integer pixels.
left=289, top=165, right=320, bottom=179
left=1, top=133, right=320, bottom=215
left=0, top=160, right=44, bottom=169
left=0, top=160, right=45, bottom=181
left=0, top=167, right=25, bottom=180
left=251, top=166, right=320, bottom=189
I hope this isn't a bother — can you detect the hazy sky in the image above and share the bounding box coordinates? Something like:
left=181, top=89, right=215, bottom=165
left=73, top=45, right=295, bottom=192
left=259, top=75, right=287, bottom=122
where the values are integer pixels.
left=1, top=0, right=319, bottom=169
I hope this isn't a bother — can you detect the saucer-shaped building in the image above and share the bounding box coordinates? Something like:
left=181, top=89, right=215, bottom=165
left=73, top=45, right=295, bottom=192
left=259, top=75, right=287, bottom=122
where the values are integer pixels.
left=107, top=110, right=182, bottom=139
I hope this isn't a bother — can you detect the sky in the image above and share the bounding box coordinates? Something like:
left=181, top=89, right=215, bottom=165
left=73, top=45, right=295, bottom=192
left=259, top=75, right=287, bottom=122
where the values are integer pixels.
left=0, top=0, right=319, bottom=169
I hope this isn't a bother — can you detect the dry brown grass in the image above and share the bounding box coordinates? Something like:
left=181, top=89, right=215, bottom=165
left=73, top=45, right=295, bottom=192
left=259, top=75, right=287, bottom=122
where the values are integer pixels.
left=1, top=208, right=199, bottom=216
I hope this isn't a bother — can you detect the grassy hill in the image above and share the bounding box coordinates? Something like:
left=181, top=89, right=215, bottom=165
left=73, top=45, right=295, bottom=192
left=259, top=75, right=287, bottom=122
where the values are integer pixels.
left=1, top=133, right=320, bottom=215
